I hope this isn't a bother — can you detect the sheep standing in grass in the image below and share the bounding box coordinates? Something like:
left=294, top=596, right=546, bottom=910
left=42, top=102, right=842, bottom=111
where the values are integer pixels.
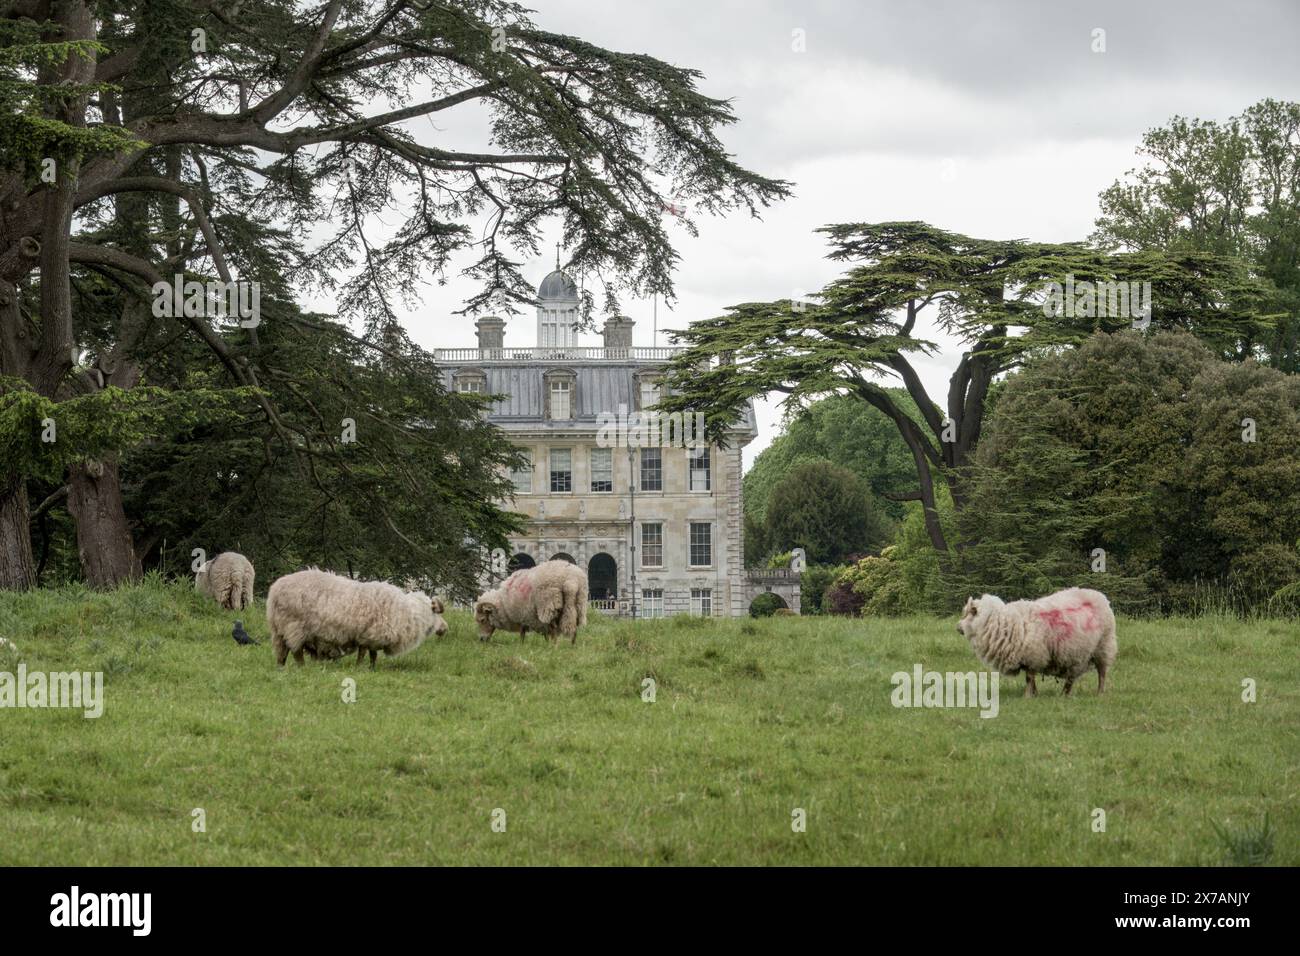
left=475, top=560, right=588, bottom=644
left=552, top=561, right=588, bottom=643
left=957, top=586, right=1117, bottom=697
left=267, top=568, right=447, bottom=669
left=195, top=552, right=255, bottom=610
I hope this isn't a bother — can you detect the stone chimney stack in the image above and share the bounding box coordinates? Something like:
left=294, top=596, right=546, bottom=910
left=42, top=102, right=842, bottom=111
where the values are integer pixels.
left=475, top=316, right=505, bottom=352
left=602, top=315, right=635, bottom=351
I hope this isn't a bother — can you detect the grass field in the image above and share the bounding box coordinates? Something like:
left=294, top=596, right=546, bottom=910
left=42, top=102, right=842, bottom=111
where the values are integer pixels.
left=0, top=578, right=1295, bottom=866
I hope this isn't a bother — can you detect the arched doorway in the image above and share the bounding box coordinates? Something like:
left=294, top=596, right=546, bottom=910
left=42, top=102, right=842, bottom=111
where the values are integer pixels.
left=748, top=591, right=789, bottom=618
left=508, top=553, right=536, bottom=573
left=588, top=553, right=617, bottom=600
left=551, top=552, right=576, bottom=564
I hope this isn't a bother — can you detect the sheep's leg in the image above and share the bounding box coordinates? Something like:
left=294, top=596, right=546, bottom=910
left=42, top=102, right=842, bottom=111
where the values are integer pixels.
left=273, top=634, right=288, bottom=667
left=368, top=649, right=377, bottom=670
left=293, top=648, right=305, bottom=666
left=1024, top=673, right=1038, bottom=698
left=356, top=647, right=366, bottom=665
left=520, top=627, right=527, bottom=644
left=1062, top=677, right=1074, bottom=696
left=1096, top=661, right=1108, bottom=694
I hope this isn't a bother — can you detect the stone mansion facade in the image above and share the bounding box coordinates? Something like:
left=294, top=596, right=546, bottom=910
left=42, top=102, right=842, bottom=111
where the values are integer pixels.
left=436, top=268, right=800, bottom=617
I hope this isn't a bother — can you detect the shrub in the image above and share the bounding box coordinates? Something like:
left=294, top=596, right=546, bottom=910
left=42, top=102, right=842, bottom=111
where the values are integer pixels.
left=748, top=592, right=786, bottom=618
left=799, top=563, right=846, bottom=615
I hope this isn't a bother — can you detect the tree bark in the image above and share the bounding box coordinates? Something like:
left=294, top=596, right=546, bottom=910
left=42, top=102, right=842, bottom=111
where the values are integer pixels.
left=67, top=456, right=141, bottom=587
left=0, top=477, right=36, bottom=590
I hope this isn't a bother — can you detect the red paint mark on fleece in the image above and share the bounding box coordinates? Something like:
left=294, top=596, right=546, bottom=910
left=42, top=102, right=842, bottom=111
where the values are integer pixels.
left=1037, top=599, right=1098, bottom=643
left=506, top=574, right=533, bottom=600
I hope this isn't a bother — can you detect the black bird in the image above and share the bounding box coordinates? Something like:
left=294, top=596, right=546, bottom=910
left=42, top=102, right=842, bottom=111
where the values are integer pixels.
left=232, top=620, right=259, bottom=646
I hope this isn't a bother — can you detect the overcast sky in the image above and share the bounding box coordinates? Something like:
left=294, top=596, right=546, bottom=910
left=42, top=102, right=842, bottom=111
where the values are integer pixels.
left=307, top=0, right=1300, bottom=469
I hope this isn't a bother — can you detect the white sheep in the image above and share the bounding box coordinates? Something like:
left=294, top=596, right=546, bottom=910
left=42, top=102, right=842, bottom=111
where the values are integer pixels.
left=475, top=560, right=589, bottom=644
left=267, top=568, right=448, bottom=669
left=195, top=552, right=255, bottom=610
left=957, top=586, right=1117, bottom=697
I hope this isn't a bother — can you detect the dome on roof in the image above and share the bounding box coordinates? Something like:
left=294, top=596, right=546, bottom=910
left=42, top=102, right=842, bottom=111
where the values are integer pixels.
left=538, top=269, right=578, bottom=300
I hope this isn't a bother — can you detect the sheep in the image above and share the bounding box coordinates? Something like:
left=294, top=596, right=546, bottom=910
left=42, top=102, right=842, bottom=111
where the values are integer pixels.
left=956, top=586, right=1117, bottom=697
left=474, top=559, right=588, bottom=645
left=552, top=561, right=588, bottom=643
left=195, top=552, right=255, bottom=610
left=267, top=568, right=448, bottom=669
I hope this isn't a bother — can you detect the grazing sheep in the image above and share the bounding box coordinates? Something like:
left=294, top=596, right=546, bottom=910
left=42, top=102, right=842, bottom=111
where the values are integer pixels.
left=267, top=568, right=448, bottom=669
left=957, top=587, right=1117, bottom=697
left=195, top=552, right=255, bottom=610
left=552, top=561, right=588, bottom=643
left=475, top=560, right=588, bottom=644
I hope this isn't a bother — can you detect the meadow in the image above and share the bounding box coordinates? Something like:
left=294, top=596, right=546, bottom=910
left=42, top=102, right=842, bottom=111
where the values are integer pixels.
left=0, top=578, right=1295, bottom=866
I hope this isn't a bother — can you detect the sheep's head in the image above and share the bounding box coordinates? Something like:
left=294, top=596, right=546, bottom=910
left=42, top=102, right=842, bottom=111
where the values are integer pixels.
left=957, top=594, right=1001, bottom=640
left=428, top=597, right=448, bottom=638
left=474, top=598, right=498, bottom=640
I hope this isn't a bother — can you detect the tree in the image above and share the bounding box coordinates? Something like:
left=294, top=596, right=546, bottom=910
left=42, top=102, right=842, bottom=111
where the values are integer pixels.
left=1094, top=99, right=1300, bottom=372
left=660, top=222, right=1267, bottom=565
left=743, top=389, right=923, bottom=529
left=763, top=460, right=889, bottom=565
left=957, top=330, right=1300, bottom=613
left=0, top=0, right=790, bottom=587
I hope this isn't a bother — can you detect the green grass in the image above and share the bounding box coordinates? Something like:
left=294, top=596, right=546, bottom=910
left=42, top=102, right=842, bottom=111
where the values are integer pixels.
left=0, top=578, right=1295, bottom=865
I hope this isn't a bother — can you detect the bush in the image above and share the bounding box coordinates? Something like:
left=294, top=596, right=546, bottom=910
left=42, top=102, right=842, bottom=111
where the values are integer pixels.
left=823, top=579, right=865, bottom=617
left=748, top=592, right=786, bottom=618
left=799, top=564, right=845, bottom=615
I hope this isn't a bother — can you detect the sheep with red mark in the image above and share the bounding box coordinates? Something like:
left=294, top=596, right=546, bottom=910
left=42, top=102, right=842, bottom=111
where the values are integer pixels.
left=474, top=560, right=587, bottom=644
left=956, top=587, right=1117, bottom=697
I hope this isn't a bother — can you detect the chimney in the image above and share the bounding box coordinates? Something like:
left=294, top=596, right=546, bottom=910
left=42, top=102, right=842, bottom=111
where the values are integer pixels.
left=602, top=315, right=635, bottom=351
left=475, top=316, right=505, bottom=352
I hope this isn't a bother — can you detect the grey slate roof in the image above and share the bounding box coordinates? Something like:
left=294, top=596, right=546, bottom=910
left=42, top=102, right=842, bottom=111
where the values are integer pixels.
left=443, top=362, right=638, bottom=423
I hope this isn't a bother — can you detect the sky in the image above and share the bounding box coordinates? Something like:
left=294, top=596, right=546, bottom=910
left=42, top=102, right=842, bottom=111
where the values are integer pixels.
left=305, top=0, right=1300, bottom=469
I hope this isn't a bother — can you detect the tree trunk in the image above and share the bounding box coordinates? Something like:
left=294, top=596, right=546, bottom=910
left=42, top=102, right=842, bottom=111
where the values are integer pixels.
left=0, top=477, right=36, bottom=590
left=67, top=457, right=141, bottom=587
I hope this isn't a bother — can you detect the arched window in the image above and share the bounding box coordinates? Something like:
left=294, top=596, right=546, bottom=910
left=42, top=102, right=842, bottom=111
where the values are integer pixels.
left=588, top=553, right=617, bottom=600
left=508, top=553, right=536, bottom=573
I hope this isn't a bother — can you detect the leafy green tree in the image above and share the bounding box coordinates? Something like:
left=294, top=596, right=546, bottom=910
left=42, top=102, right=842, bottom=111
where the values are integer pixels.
left=957, top=330, right=1300, bottom=613
left=0, top=0, right=789, bottom=588
left=1094, top=99, right=1300, bottom=371
left=660, top=222, right=1267, bottom=566
left=744, top=390, right=924, bottom=528
left=763, top=460, right=890, bottom=565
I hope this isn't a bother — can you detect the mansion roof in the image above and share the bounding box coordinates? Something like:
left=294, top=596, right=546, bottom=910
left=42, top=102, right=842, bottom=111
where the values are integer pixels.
left=435, top=346, right=755, bottom=435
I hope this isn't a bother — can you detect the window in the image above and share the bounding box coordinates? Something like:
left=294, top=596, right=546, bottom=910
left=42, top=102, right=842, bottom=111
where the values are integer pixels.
left=689, top=522, right=712, bottom=567
left=510, top=451, right=532, bottom=493
left=589, top=447, right=613, bottom=493
left=689, top=446, right=711, bottom=491
left=550, top=448, right=572, bottom=492
left=641, top=589, right=664, bottom=619
left=454, top=370, right=486, bottom=395
left=690, top=588, right=712, bottom=617
left=639, top=378, right=661, bottom=410
left=640, top=448, right=662, bottom=491
left=550, top=379, right=572, bottom=420
left=641, top=523, right=663, bottom=568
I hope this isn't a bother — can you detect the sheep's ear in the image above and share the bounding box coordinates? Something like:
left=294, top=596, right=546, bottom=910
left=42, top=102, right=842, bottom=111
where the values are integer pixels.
left=430, top=597, right=444, bottom=614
